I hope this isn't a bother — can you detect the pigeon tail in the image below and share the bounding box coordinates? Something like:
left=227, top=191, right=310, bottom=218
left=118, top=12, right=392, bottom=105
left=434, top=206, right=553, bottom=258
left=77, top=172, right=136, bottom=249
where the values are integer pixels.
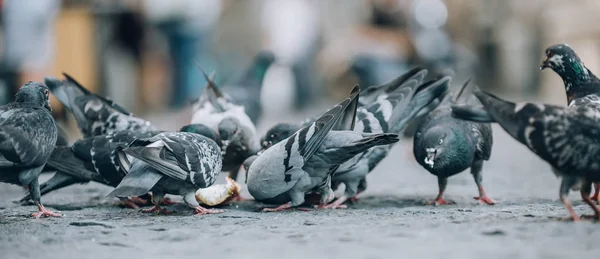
left=328, top=133, right=400, bottom=165
left=451, top=105, right=495, bottom=123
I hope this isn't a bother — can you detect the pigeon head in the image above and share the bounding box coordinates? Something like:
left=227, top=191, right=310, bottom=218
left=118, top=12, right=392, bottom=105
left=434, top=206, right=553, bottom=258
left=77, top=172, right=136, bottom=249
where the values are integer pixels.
left=420, top=126, right=471, bottom=170
left=180, top=124, right=221, bottom=144
left=15, top=81, right=52, bottom=111
left=242, top=155, right=258, bottom=184
left=541, top=44, right=593, bottom=83
left=218, top=117, right=241, bottom=153
left=261, top=123, right=301, bottom=150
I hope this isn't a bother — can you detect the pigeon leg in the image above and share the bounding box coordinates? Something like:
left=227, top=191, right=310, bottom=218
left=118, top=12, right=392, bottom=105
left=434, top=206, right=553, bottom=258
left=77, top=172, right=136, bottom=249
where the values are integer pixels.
left=591, top=183, right=600, bottom=203
left=263, top=202, right=294, bottom=212
left=118, top=197, right=141, bottom=209
left=426, top=177, right=454, bottom=205
left=350, top=178, right=368, bottom=203
left=580, top=181, right=600, bottom=221
left=29, top=179, right=61, bottom=219
left=470, top=160, right=495, bottom=205
left=559, top=177, right=580, bottom=221
left=141, top=191, right=173, bottom=214
left=160, top=197, right=180, bottom=206
left=321, top=196, right=348, bottom=209
left=183, top=192, right=224, bottom=215
left=129, top=196, right=150, bottom=206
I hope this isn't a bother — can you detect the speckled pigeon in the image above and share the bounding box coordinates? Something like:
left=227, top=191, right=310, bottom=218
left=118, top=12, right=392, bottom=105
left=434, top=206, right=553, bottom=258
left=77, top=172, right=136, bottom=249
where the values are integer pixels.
left=451, top=87, right=600, bottom=220
left=44, top=73, right=155, bottom=138
left=245, top=85, right=400, bottom=212
left=414, top=80, right=494, bottom=206
left=20, top=129, right=161, bottom=208
left=109, top=130, right=223, bottom=215
left=541, top=43, right=600, bottom=201
left=0, top=81, right=59, bottom=218
left=190, top=67, right=260, bottom=183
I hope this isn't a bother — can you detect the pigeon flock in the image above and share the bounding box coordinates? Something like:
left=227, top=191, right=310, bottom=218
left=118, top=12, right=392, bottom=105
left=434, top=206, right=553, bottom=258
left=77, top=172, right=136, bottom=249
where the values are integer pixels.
left=1, top=44, right=599, bottom=222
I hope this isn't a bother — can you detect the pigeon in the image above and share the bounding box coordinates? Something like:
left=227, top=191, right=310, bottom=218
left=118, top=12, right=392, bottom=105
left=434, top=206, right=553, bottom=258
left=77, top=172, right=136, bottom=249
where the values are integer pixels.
left=326, top=75, right=450, bottom=208
left=219, top=51, right=276, bottom=124
left=245, top=85, right=400, bottom=212
left=451, top=87, right=600, bottom=220
left=413, top=80, right=494, bottom=205
left=19, top=129, right=161, bottom=207
left=541, top=43, right=600, bottom=201
left=190, top=67, right=261, bottom=182
left=56, top=125, right=70, bottom=146
left=109, top=130, right=223, bottom=215
left=259, top=68, right=450, bottom=208
left=0, top=81, right=59, bottom=218
left=540, top=44, right=600, bottom=107
left=44, top=73, right=155, bottom=138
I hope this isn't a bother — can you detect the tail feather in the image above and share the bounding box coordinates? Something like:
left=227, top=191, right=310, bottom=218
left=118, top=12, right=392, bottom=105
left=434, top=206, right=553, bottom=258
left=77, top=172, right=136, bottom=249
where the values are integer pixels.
left=46, top=146, right=106, bottom=183
left=451, top=105, right=495, bottom=123
left=328, top=133, right=400, bottom=164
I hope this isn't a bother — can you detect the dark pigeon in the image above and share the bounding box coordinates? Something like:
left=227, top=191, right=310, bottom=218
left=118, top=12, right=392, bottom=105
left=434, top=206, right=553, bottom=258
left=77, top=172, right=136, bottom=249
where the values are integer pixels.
left=19, top=129, right=161, bottom=207
left=44, top=73, right=155, bottom=138
left=190, top=67, right=260, bottom=182
left=413, top=80, right=494, bottom=206
left=451, top=87, right=600, bottom=220
left=541, top=43, right=600, bottom=201
left=245, top=85, right=400, bottom=212
left=0, top=81, right=59, bottom=218
left=109, top=130, right=223, bottom=215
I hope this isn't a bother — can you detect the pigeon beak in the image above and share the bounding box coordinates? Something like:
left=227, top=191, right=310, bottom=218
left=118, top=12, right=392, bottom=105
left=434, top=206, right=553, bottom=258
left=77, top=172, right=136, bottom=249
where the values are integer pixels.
left=221, top=140, right=231, bottom=156
left=540, top=58, right=550, bottom=70
left=424, top=148, right=437, bottom=168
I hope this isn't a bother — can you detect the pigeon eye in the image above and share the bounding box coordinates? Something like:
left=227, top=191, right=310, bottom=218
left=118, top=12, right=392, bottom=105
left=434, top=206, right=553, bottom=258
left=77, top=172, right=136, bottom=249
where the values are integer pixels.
left=44, top=89, right=49, bottom=97
left=438, top=139, right=444, bottom=145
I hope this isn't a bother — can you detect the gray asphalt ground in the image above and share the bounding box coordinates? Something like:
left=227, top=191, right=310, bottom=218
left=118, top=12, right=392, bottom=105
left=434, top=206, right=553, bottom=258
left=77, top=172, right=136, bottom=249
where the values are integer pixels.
left=1, top=107, right=600, bottom=259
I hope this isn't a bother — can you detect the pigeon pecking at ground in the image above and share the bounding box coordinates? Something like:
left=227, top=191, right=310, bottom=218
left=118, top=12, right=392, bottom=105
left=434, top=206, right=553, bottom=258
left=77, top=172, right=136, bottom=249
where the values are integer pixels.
left=245, top=85, right=400, bottom=212
left=541, top=43, right=600, bottom=202
left=258, top=68, right=450, bottom=208
left=19, top=129, right=161, bottom=208
left=109, top=129, right=224, bottom=215
left=326, top=74, right=450, bottom=208
left=0, top=81, right=59, bottom=218
left=451, top=87, right=600, bottom=221
left=413, top=80, right=494, bottom=206
left=44, top=73, right=156, bottom=138
left=190, top=67, right=261, bottom=184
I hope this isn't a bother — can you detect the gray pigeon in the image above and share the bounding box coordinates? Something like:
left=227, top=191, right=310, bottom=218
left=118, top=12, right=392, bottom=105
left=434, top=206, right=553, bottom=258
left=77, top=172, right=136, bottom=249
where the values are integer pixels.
left=451, top=87, right=600, bottom=221
left=246, top=85, right=400, bottom=212
left=109, top=131, right=223, bottom=215
left=44, top=73, right=155, bottom=138
left=20, top=129, right=161, bottom=208
left=326, top=75, right=450, bottom=208
left=541, top=43, right=600, bottom=201
left=190, top=67, right=260, bottom=183
left=259, top=69, right=450, bottom=208
left=0, top=82, right=59, bottom=218
left=413, top=80, right=494, bottom=205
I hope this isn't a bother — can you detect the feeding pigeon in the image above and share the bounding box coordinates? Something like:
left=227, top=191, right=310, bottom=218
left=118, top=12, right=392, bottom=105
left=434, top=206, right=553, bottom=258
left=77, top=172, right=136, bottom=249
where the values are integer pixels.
left=190, top=67, right=261, bottom=183
left=109, top=130, right=223, bottom=215
left=326, top=75, right=450, bottom=208
left=44, top=73, right=155, bottom=138
left=451, top=87, right=600, bottom=220
left=413, top=80, right=494, bottom=205
left=541, top=43, right=600, bottom=201
left=219, top=51, right=275, bottom=124
left=259, top=68, right=450, bottom=208
left=0, top=81, right=59, bottom=218
left=19, top=129, right=161, bottom=208
left=245, top=85, right=400, bottom=212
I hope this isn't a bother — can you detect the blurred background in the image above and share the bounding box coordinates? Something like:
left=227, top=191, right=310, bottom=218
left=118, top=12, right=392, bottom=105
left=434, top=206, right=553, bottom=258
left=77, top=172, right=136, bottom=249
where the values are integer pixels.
left=1, top=0, right=599, bottom=138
